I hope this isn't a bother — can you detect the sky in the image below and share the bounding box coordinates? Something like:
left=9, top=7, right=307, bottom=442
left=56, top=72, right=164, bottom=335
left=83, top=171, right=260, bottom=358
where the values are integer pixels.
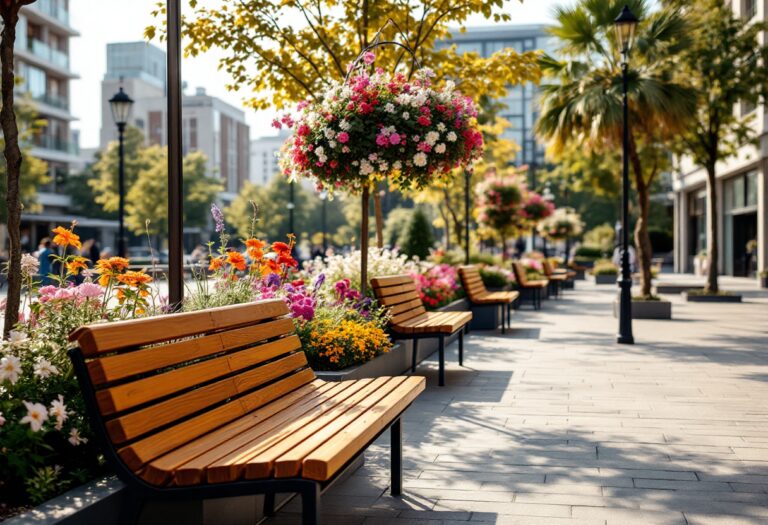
left=69, top=0, right=563, bottom=149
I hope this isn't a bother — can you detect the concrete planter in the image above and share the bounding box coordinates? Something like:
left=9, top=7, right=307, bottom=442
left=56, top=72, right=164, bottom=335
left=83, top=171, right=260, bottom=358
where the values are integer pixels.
left=682, top=291, right=742, bottom=303
left=468, top=303, right=502, bottom=330
left=655, top=284, right=704, bottom=294
left=594, top=274, right=617, bottom=285
left=612, top=299, right=672, bottom=319
left=569, top=267, right=587, bottom=280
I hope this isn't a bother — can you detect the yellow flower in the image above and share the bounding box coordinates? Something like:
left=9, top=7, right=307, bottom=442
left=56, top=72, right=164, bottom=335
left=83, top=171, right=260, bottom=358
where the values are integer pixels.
left=66, top=256, right=89, bottom=275
left=52, top=224, right=81, bottom=250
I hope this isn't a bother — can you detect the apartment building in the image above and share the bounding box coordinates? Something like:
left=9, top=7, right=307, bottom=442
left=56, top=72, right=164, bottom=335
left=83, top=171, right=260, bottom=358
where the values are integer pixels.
left=671, top=0, right=767, bottom=278
left=100, top=42, right=250, bottom=201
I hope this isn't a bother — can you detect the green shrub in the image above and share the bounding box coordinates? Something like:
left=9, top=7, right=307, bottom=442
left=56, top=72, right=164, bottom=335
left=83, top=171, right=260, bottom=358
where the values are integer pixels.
left=574, top=245, right=604, bottom=260
left=583, top=223, right=615, bottom=253
left=593, top=259, right=618, bottom=275
left=470, top=252, right=500, bottom=265
left=400, top=207, right=434, bottom=260
left=383, top=207, right=413, bottom=248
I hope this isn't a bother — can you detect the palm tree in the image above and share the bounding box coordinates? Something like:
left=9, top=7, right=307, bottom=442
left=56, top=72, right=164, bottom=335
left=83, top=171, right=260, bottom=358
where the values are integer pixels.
left=536, top=0, right=694, bottom=297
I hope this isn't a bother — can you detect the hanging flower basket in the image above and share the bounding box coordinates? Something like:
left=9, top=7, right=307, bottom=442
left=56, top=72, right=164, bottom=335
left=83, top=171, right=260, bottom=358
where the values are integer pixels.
left=475, top=173, right=526, bottom=237
left=537, top=207, right=583, bottom=241
left=520, top=191, right=555, bottom=226
left=278, top=63, right=483, bottom=195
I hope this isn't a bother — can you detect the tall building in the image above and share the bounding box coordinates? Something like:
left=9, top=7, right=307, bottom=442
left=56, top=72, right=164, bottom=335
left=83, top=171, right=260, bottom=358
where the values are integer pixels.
left=671, top=2, right=767, bottom=279
left=443, top=25, right=557, bottom=170
left=100, top=42, right=250, bottom=200
left=250, top=131, right=289, bottom=186
left=16, top=0, right=81, bottom=249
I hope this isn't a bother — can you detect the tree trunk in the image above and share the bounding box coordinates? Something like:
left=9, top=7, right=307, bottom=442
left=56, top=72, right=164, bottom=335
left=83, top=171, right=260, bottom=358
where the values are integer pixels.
left=705, top=164, right=719, bottom=293
left=360, top=186, right=370, bottom=297
left=437, top=202, right=450, bottom=250
left=634, top=180, right=653, bottom=298
left=1, top=7, right=23, bottom=338
left=373, top=188, right=383, bottom=249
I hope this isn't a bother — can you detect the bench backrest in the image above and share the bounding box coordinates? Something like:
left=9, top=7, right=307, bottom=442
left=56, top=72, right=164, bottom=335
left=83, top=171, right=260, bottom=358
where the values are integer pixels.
left=542, top=259, right=554, bottom=277
left=458, top=265, right=489, bottom=302
left=370, top=275, right=426, bottom=327
left=68, top=299, right=314, bottom=474
left=512, top=261, right=530, bottom=286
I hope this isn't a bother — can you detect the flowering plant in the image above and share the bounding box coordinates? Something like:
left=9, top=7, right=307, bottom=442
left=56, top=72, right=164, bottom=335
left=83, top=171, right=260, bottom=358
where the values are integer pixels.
left=278, top=61, right=483, bottom=195
left=520, top=192, right=555, bottom=224
left=537, top=207, right=583, bottom=241
left=475, top=172, right=526, bottom=238
left=518, top=257, right=546, bottom=280
left=410, top=263, right=463, bottom=310
left=478, top=265, right=516, bottom=290
left=1, top=223, right=159, bottom=507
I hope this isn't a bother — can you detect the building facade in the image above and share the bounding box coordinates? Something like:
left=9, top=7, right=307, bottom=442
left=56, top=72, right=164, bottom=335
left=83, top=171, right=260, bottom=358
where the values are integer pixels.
left=671, top=2, right=767, bottom=279
left=100, top=42, right=250, bottom=201
left=250, top=131, right=289, bottom=186
left=15, top=0, right=84, bottom=250
left=443, top=25, right=557, bottom=172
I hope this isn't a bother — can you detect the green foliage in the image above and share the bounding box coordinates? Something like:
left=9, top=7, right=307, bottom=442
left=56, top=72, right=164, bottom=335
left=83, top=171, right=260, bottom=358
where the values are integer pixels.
left=583, top=223, right=615, bottom=254
left=400, top=207, right=434, bottom=260
left=89, top=127, right=148, bottom=213
left=479, top=266, right=515, bottom=289
left=383, top=208, right=412, bottom=249
left=592, top=259, right=618, bottom=275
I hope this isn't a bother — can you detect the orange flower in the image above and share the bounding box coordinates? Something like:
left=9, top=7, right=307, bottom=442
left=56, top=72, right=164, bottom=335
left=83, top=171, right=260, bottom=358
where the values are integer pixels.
left=209, top=256, right=224, bottom=272
left=261, top=259, right=281, bottom=276
left=116, top=270, right=153, bottom=288
left=277, top=253, right=298, bottom=268
left=66, top=256, right=89, bottom=275
left=52, top=225, right=81, bottom=250
left=226, top=251, right=247, bottom=272
left=106, top=257, right=130, bottom=272
left=271, top=241, right=290, bottom=254
left=245, top=238, right=266, bottom=259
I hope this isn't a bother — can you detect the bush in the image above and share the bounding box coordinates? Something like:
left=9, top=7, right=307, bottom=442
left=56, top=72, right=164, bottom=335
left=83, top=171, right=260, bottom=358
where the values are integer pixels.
left=400, top=207, right=434, bottom=260
left=411, top=263, right=463, bottom=310
left=574, top=245, right=604, bottom=260
left=479, top=266, right=516, bottom=289
left=470, top=253, right=500, bottom=265
left=383, top=207, right=412, bottom=248
left=649, top=228, right=673, bottom=253
left=592, top=259, right=619, bottom=276
left=583, top=223, right=615, bottom=253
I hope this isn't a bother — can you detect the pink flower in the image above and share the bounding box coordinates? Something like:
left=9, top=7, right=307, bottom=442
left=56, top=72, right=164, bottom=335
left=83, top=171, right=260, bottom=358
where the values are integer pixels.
left=376, top=133, right=389, bottom=147
left=271, top=118, right=281, bottom=129
left=389, top=133, right=401, bottom=145
left=75, top=282, right=103, bottom=299
left=337, top=132, right=349, bottom=144
left=363, top=51, right=376, bottom=65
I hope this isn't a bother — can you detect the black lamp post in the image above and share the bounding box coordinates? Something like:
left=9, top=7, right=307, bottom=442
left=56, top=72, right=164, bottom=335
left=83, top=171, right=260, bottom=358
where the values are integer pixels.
left=287, top=181, right=296, bottom=234
left=541, top=185, right=554, bottom=258
left=319, top=190, right=328, bottom=255
left=108, top=86, right=134, bottom=258
left=464, top=170, right=471, bottom=265
left=615, top=4, right=638, bottom=345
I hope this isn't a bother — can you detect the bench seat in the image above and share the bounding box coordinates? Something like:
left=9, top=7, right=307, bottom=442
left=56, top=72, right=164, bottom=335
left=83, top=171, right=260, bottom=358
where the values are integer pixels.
left=393, top=311, right=473, bottom=334
left=457, top=265, right=519, bottom=333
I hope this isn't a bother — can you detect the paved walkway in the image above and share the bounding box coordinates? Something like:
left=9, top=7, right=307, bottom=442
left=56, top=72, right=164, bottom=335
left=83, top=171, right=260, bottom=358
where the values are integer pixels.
left=271, top=277, right=768, bottom=525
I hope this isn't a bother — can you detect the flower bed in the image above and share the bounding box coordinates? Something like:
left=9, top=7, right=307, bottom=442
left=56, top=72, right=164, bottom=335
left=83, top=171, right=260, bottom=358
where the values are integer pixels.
left=410, top=263, right=464, bottom=310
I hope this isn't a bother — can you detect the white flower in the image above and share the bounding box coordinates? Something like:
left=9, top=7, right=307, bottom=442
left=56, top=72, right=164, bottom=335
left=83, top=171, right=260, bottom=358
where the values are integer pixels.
left=425, top=131, right=440, bottom=146
left=378, top=161, right=389, bottom=172
left=68, top=428, right=88, bottom=446
left=49, top=395, right=68, bottom=430
left=0, top=412, right=5, bottom=426
left=34, top=358, right=59, bottom=379
left=359, top=160, right=374, bottom=175
left=402, top=112, right=410, bottom=120
left=393, top=161, right=403, bottom=171
left=21, top=401, right=48, bottom=432
left=447, top=131, right=458, bottom=142
left=21, top=254, right=39, bottom=279
left=413, top=152, right=428, bottom=167
left=368, top=153, right=378, bottom=162
left=8, top=330, right=27, bottom=345
left=315, top=146, right=325, bottom=157
left=435, top=143, right=447, bottom=154
left=339, top=120, right=351, bottom=131
left=0, top=355, right=22, bottom=384
left=323, top=128, right=336, bottom=140
left=437, top=122, right=446, bottom=132
left=384, top=103, right=395, bottom=113
left=329, top=140, right=337, bottom=149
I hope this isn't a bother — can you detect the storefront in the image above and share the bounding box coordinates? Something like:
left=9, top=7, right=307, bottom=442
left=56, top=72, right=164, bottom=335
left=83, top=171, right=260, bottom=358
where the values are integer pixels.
left=723, top=171, right=759, bottom=277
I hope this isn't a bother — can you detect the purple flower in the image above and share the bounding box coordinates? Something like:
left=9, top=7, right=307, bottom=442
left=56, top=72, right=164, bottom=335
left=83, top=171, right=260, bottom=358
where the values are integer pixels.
left=211, top=204, right=225, bottom=233
left=265, top=272, right=281, bottom=288
left=312, top=273, right=326, bottom=293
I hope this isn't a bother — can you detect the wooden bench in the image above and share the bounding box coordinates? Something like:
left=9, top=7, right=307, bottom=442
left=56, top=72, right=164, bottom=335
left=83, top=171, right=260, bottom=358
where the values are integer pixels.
left=371, top=275, right=472, bottom=387
left=457, top=265, right=519, bottom=334
left=511, top=261, right=548, bottom=310
left=68, top=299, right=425, bottom=525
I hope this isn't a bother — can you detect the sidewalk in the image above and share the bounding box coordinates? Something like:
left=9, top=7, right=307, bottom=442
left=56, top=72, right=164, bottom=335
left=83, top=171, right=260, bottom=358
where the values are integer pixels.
left=269, top=281, right=768, bottom=525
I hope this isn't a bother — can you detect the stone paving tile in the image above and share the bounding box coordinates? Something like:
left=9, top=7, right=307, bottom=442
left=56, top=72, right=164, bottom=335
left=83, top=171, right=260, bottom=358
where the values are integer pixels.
left=265, top=279, right=768, bottom=524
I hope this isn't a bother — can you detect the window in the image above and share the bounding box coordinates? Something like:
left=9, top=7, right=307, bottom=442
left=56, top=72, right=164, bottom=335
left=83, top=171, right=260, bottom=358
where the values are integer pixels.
left=743, top=0, right=757, bottom=19
left=741, top=99, right=756, bottom=116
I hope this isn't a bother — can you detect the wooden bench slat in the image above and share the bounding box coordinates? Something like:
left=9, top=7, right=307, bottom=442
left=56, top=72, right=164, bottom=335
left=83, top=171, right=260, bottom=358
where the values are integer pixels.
left=390, top=307, right=427, bottom=326
left=204, top=378, right=377, bottom=483
left=379, top=289, right=421, bottom=307
left=243, top=377, right=399, bottom=479
left=87, top=318, right=294, bottom=385
left=71, top=299, right=290, bottom=356
left=388, top=298, right=425, bottom=317
left=96, top=335, right=302, bottom=415
left=302, top=377, right=426, bottom=481
left=141, top=378, right=341, bottom=486
left=272, top=377, right=408, bottom=478
left=370, top=275, right=413, bottom=288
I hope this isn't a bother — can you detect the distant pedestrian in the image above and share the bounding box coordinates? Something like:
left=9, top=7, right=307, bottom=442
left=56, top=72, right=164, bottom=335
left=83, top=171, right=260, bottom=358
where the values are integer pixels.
left=38, top=238, right=54, bottom=285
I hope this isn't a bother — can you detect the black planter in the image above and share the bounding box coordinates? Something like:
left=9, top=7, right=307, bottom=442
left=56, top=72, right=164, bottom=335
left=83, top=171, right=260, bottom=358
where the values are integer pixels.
left=594, top=274, right=617, bottom=285
left=682, top=291, right=742, bottom=303
left=613, top=299, right=672, bottom=319
left=761, top=276, right=768, bottom=289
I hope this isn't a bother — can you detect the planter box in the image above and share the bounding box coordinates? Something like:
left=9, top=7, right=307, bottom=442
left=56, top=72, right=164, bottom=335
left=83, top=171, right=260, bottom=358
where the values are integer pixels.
left=760, top=276, right=768, bottom=289
left=468, top=303, right=502, bottom=330
left=613, top=299, right=672, bottom=320
left=594, top=274, right=617, bottom=285
left=655, top=284, right=704, bottom=294
left=682, top=292, right=742, bottom=303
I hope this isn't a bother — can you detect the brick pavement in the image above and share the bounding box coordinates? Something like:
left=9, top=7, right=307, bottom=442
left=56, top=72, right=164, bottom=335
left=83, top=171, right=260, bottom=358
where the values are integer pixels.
left=269, top=278, right=768, bottom=525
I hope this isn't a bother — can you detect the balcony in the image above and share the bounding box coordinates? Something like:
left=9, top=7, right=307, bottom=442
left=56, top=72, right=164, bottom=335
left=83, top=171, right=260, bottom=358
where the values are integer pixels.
left=32, top=134, right=79, bottom=155
left=32, top=92, right=69, bottom=111
left=29, top=0, right=70, bottom=26
left=27, top=38, right=69, bottom=70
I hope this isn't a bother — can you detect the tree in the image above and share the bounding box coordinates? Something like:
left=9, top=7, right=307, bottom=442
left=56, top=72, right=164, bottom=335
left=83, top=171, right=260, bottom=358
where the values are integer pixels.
left=89, top=126, right=149, bottom=213
left=400, top=207, right=434, bottom=260
left=670, top=0, right=768, bottom=293
left=536, top=0, right=694, bottom=297
left=224, top=181, right=267, bottom=240
left=125, top=149, right=223, bottom=241
left=1, top=0, right=37, bottom=338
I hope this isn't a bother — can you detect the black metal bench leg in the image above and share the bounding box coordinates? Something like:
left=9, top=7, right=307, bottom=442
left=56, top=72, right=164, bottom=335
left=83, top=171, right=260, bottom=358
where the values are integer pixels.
left=507, top=303, right=511, bottom=332
left=391, top=418, right=402, bottom=496
left=119, top=489, right=145, bottom=525
left=458, top=329, right=464, bottom=366
left=500, top=304, right=506, bottom=334
left=301, top=483, right=321, bottom=525
left=411, top=338, right=418, bottom=373
left=264, top=491, right=276, bottom=516
left=438, top=335, right=445, bottom=386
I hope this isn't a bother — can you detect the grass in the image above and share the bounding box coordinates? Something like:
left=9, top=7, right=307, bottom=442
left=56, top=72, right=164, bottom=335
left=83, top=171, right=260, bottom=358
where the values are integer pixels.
left=685, top=289, right=736, bottom=296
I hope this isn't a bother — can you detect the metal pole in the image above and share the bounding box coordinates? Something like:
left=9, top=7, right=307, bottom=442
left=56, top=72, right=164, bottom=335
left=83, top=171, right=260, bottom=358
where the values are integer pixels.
left=288, top=181, right=295, bottom=234
left=117, top=123, right=126, bottom=258
left=167, top=0, right=184, bottom=309
left=464, top=170, right=470, bottom=265
left=617, top=61, right=634, bottom=344
left=321, top=196, right=327, bottom=255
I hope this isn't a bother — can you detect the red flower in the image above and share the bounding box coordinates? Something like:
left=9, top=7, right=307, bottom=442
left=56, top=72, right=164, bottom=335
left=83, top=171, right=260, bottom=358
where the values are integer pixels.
left=417, top=115, right=431, bottom=126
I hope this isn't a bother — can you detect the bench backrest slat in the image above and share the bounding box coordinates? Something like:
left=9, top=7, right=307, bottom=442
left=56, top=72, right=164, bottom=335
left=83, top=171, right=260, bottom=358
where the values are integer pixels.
left=512, top=261, right=529, bottom=286
left=371, top=275, right=426, bottom=327
left=69, top=299, right=314, bottom=474
left=458, top=266, right=488, bottom=302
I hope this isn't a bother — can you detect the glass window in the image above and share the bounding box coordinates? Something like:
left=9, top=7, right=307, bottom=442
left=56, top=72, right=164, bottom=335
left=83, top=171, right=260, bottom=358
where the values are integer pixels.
left=731, top=176, right=745, bottom=210
left=454, top=42, right=481, bottom=55
left=746, top=170, right=758, bottom=207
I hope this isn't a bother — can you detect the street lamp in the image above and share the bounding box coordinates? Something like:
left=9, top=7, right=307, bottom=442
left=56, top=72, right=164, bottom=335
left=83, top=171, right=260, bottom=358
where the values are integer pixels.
left=615, top=4, right=638, bottom=345
left=464, top=170, right=471, bottom=264
left=287, top=181, right=296, bottom=234
left=319, top=190, right=328, bottom=255
left=108, top=85, right=134, bottom=258
left=542, top=185, right=554, bottom=258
